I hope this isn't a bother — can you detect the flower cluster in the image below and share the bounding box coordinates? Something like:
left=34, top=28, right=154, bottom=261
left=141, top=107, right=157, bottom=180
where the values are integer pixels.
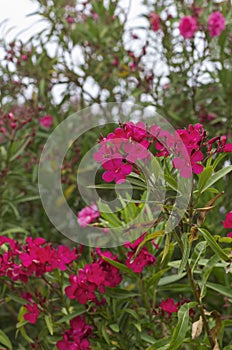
left=57, top=316, right=93, bottom=350
left=160, top=298, right=178, bottom=315
left=223, top=212, right=232, bottom=238
left=0, top=236, right=78, bottom=282
left=65, top=249, right=122, bottom=304
left=94, top=122, right=232, bottom=181
left=178, top=11, right=225, bottom=39
left=125, top=233, right=157, bottom=273
left=77, top=204, right=100, bottom=227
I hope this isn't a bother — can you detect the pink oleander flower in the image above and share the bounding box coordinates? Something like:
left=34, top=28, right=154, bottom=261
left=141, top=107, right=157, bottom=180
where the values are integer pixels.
left=66, top=15, right=74, bottom=24
left=77, top=204, right=100, bottom=227
left=124, top=140, right=150, bottom=163
left=208, top=11, right=226, bottom=37
left=223, top=211, right=232, bottom=229
left=160, top=298, right=178, bottom=314
left=227, top=232, right=232, bottom=238
left=57, top=316, right=92, bottom=350
left=65, top=272, right=97, bottom=304
left=39, top=115, right=53, bottom=129
left=21, top=54, right=28, bottom=61
left=102, top=158, right=132, bottom=184
left=126, top=247, right=156, bottom=273
left=24, top=302, right=40, bottom=324
left=150, top=12, right=161, bottom=32
left=124, top=122, right=147, bottom=143
left=222, top=143, right=232, bottom=152
left=179, top=16, right=198, bottom=38
left=173, top=149, right=204, bottom=178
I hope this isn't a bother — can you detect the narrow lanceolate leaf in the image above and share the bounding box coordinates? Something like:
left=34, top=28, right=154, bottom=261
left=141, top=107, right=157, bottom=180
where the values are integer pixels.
left=45, top=314, right=53, bottom=335
left=201, top=165, right=232, bottom=193
left=178, top=232, right=190, bottom=274
left=166, top=302, right=197, bottom=350
left=102, top=256, right=136, bottom=275
left=0, top=330, right=13, bottom=350
left=198, top=228, right=229, bottom=262
left=198, top=166, right=213, bottom=193
left=206, top=282, right=232, bottom=299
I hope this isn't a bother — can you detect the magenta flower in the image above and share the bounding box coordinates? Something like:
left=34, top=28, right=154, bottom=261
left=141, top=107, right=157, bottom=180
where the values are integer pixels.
left=126, top=248, right=156, bottom=273
left=222, top=143, right=232, bottom=152
left=160, top=298, right=178, bottom=314
left=65, top=273, right=97, bottom=304
left=179, top=16, right=198, bottom=38
left=223, top=211, right=232, bottom=229
left=150, top=12, right=161, bottom=32
left=39, top=115, right=53, bottom=129
left=173, top=150, right=204, bottom=178
left=77, top=204, right=99, bottom=227
left=208, top=12, right=226, bottom=37
left=102, top=158, right=132, bottom=183
left=124, top=140, right=150, bottom=163
left=57, top=316, right=92, bottom=350
left=24, top=302, right=40, bottom=324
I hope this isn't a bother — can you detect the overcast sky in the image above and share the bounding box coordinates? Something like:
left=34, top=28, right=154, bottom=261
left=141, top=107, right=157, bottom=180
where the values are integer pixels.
left=0, top=0, right=148, bottom=42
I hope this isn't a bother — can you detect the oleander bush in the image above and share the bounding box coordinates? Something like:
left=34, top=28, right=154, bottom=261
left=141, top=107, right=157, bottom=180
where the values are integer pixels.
left=0, top=0, right=232, bottom=349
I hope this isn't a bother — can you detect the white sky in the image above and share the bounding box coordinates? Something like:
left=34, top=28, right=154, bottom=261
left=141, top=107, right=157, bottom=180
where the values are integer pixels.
left=0, top=0, right=147, bottom=42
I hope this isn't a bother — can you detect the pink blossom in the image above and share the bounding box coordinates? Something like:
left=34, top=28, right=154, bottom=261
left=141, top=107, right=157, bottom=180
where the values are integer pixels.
left=124, top=122, right=147, bottom=143
left=24, top=302, right=40, bottom=324
left=66, top=15, right=74, bottom=24
left=102, top=158, right=132, bottom=184
left=112, top=58, right=119, bottom=66
left=124, top=140, right=150, bottom=163
left=150, top=12, right=161, bottom=32
left=126, top=248, right=156, bottom=273
left=160, top=298, right=178, bottom=314
left=173, top=150, right=204, bottom=178
left=227, top=232, right=232, bottom=238
left=57, top=316, right=92, bottom=350
left=39, top=115, right=53, bottom=129
left=208, top=12, right=226, bottom=37
left=222, top=143, right=232, bottom=152
left=21, top=55, right=28, bottom=61
left=223, top=212, right=232, bottom=229
left=179, top=16, right=198, bottom=38
left=77, top=204, right=99, bottom=227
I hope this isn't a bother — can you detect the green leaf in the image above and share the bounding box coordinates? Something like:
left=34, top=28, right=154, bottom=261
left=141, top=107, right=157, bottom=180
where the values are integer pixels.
left=45, top=314, right=53, bottom=335
left=178, top=233, right=190, bottom=274
left=198, top=228, right=229, bottom=262
left=146, top=338, right=170, bottom=350
left=0, top=227, right=28, bottom=236
left=0, top=330, right=12, bottom=350
left=166, top=302, right=197, bottom=350
left=105, top=287, right=140, bottom=300
left=164, top=174, right=178, bottom=192
left=97, top=201, right=122, bottom=227
left=141, top=332, right=156, bottom=344
left=158, top=272, right=186, bottom=286
left=56, top=308, right=86, bottom=324
left=201, top=165, right=232, bottom=193
left=206, top=282, right=232, bottom=299
left=109, top=323, right=119, bottom=333
left=146, top=268, right=169, bottom=288
left=102, top=256, right=136, bottom=275
left=132, top=230, right=164, bottom=260
left=198, top=166, right=213, bottom=193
